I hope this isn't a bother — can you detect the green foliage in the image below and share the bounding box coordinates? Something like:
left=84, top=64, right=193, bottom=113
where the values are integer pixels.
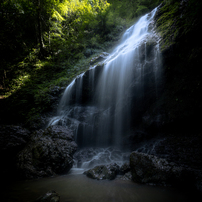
left=0, top=0, right=161, bottom=124
left=106, top=0, right=161, bottom=19
left=136, top=5, right=149, bottom=16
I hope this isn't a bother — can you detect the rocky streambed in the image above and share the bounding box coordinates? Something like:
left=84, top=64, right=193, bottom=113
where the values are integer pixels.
left=82, top=151, right=202, bottom=192
left=1, top=124, right=202, bottom=202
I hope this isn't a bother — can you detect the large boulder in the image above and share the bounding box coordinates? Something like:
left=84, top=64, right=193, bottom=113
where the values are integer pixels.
left=0, top=125, right=31, bottom=177
left=84, top=163, right=120, bottom=180
left=17, top=125, right=77, bottom=179
left=0, top=125, right=31, bottom=151
left=130, top=151, right=196, bottom=187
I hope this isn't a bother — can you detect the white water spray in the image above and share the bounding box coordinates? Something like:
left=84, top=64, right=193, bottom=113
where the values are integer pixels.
left=49, top=7, right=161, bottom=150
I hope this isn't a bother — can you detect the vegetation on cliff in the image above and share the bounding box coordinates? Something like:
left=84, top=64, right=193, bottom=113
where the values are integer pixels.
left=0, top=0, right=160, bottom=126
left=0, top=0, right=201, bottom=131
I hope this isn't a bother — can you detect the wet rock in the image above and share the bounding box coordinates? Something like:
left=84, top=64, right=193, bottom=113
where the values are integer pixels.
left=84, top=163, right=120, bottom=180
left=89, top=52, right=109, bottom=65
left=43, top=125, right=74, bottom=141
left=138, top=35, right=158, bottom=62
left=119, top=162, right=131, bottom=175
left=130, top=151, right=197, bottom=187
left=119, top=172, right=132, bottom=181
left=17, top=125, right=77, bottom=179
left=35, top=190, right=60, bottom=202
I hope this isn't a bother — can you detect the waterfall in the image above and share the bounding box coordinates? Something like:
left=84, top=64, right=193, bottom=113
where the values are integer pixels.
left=49, top=7, right=161, bottom=152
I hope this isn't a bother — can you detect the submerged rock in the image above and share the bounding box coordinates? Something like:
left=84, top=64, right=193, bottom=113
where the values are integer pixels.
left=35, top=190, right=60, bottom=202
left=84, top=163, right=120, bottom=180
left=130, top=151, right=196, bottom=187
left=17, top=125, right=77, bottom=179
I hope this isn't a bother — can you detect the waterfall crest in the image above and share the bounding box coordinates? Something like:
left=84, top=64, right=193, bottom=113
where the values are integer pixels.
left=48, top=7, right=161, bottom=150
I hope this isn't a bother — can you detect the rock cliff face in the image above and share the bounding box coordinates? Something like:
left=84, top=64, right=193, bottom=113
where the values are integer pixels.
left=48, top=24, right=162, bottom=148
left=122, top=0, right=202, bottom=177
left=127, top=1, right=202, bottom=190
left=144, top=0, right=202, bottom=133
left=82, top=2, right=202, bottom=191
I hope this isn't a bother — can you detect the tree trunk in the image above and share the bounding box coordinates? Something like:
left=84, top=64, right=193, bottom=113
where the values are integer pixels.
left=37, top=0, right=45, bottom=56
left=48, top=16, right=51, bottom=50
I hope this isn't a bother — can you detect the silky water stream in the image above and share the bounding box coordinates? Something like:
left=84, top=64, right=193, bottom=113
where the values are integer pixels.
left=3, top=7, right=202, bottom=202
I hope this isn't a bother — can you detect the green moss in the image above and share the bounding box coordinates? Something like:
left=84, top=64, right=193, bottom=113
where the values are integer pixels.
left=153, top=0, right=202, bottom=131
left=1, top=0, right=162, bottom=126
left=156, top=2, right=181, bottom=51
left=157, top=0, right=202, bottom=52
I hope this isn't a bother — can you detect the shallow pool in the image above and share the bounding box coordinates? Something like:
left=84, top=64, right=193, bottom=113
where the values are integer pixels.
left=3, top=169, right=201, bottom=202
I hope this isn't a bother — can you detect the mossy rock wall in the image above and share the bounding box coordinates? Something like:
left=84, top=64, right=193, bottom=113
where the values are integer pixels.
left=145, top=0, right=202, bottom=133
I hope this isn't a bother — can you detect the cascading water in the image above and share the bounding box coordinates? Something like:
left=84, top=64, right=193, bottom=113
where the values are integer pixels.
left=49, top=7, right=161, bottom=167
